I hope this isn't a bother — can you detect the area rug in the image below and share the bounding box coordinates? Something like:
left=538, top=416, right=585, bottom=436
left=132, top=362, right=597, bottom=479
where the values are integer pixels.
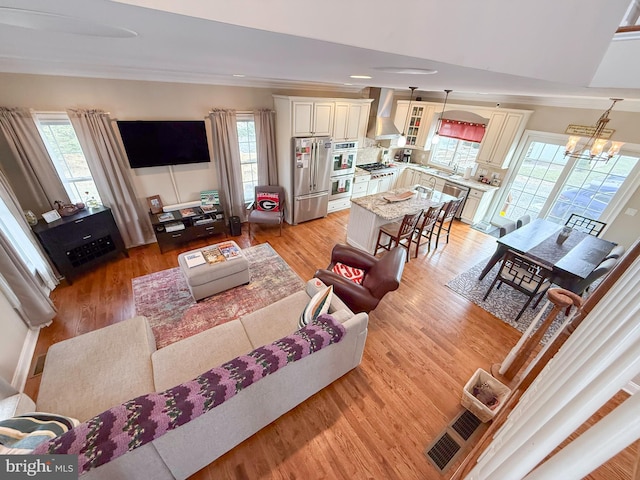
left=132, top=243, right=305, bottom=348
left=446, top=258, right=565, bottom=343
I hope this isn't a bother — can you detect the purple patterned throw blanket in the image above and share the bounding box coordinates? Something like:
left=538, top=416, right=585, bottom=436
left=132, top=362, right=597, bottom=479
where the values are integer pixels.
left=33, top=314, right=346, bottom=475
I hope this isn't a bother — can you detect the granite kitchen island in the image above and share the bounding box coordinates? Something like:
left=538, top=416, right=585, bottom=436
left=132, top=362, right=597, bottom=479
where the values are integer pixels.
left=346, top=187, right=458, bottom=254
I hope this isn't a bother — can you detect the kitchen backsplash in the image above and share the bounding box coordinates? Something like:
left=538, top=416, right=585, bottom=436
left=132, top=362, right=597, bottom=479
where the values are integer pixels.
left=356, top=142, right=508, bottom=186
left=356, top=146, right=383, bottom=165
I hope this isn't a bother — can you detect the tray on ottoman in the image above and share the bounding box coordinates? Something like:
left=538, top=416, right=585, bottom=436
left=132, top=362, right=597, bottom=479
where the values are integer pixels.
left=178, top=241, right=250, bottom=301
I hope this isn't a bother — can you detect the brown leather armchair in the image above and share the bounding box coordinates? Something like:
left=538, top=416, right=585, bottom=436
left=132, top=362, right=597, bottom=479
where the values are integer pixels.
left=313, top=244, right=407, bottom=314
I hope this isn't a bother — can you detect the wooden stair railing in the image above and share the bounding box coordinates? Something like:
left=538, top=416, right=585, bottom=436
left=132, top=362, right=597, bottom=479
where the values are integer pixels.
left=451, top=238, right=640, bottom=480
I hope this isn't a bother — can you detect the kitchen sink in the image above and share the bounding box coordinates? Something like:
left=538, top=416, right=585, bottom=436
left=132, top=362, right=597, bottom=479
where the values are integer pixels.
left=417, top=166, right=465, bottom=180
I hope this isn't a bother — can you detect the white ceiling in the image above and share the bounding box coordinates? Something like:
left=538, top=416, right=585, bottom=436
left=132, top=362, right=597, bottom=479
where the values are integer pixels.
left=1, top=0, right=639, bottom=111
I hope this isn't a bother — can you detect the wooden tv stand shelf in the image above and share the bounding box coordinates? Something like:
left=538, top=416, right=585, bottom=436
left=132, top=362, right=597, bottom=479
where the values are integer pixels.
left=149, top=206, right=226, bottom=253
left=32, top=206, right=128, bottom=284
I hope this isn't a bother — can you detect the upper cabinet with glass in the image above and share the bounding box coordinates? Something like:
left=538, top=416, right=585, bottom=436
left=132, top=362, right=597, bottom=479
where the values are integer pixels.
left=393, top=101, right=436, bottom=149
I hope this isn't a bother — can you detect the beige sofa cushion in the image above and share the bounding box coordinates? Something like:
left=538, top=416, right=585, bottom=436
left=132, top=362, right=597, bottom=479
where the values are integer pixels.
left=37, top=316, right=156, bottom=422
left=152, top=319, right=254, bottom=392
left=0, top=394, right=36, bottom=421
left=240, top=291, right=310, bottom=348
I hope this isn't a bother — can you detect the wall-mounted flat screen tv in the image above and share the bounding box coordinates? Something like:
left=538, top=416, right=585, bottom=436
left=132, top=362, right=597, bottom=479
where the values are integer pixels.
left=117, top=120, right=211, bottom=168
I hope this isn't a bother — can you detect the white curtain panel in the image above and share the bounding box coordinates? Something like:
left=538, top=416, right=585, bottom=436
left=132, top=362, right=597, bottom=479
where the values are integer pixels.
left=254, top=109, right=278, bottom=186
left=0, top=170, right=57, bottom=329
left=67, top=109, right=155, bottom=248
left=208, top=109, right=246, bottom=220
left=0, top=107, right=69, bottom=213
left=0, top=168, right=58, bottom=291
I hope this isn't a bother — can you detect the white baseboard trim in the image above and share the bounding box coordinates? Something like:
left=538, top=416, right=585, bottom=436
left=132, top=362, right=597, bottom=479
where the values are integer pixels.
left=11, top=328, right=39, bottom=392
left=623, top=381, right=639, bottom=395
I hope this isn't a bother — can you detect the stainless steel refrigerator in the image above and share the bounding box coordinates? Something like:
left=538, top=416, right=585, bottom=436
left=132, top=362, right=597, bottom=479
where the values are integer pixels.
left=292, top=137, right=332, bottom=225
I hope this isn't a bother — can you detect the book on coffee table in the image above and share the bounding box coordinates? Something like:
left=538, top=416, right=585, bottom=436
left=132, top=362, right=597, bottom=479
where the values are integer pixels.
left=202, top=247, right=225, bottom=264
left=184, top=251, right=206, bottom=268
left=218, top=242, right=241, bottom=260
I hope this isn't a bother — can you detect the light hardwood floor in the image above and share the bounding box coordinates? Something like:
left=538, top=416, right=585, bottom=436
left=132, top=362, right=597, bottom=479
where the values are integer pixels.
left=24, top=210, right=634, bottom=479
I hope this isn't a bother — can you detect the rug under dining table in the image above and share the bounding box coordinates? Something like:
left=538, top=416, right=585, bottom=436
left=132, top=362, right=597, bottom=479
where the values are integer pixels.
left=132, top=243, right=305, bottom=348
left=446, top=258, right=566, bottom=344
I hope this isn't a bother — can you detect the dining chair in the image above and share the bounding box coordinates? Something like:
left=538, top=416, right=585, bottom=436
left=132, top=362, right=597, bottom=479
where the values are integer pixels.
left=410, top=204, right=442, bottom=257
left=604, top=244, right=625, bottom=260
left=483, top=250, right=553, bottom=322
left=499, top=220, right=517, bottom=237
left=247, top=185, right=285, bottom=236
left=572, top=257, right=619, bottom=297
left=374, top=210, right=423, bottom=261
left=433, top=198, right=464, bottom=248
left=516, top=214, right=531, bottom=229
left=551, top=256, right=620, bottom=315
left=565, top=213, right=606, bottom=237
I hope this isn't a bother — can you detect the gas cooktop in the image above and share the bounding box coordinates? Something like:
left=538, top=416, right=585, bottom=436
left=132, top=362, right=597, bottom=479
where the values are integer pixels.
left=358, top=163, right=393, bottom=172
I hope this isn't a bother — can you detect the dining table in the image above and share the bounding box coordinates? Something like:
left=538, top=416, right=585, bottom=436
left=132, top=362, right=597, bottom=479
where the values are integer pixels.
left=478, top=218, right=616, bottom=293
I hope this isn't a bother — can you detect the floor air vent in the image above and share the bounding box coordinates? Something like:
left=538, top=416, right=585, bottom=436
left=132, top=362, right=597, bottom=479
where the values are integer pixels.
left=451, top=410, right=481, bottom=440
left=32, top=354, right=46, bottom=376
left=425, top=409, right=484, bottom=473
left=426, top=432, right=461, bottom=471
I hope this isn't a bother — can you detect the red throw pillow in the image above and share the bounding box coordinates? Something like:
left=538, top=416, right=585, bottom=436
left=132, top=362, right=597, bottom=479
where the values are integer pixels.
left=332, top=262, right=364, bottom=284
left=256, top=192, right=280, bottom=212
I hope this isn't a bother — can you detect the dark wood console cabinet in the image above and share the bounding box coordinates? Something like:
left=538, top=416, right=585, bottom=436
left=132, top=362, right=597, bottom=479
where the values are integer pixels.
left=149, top=206, right=226, bottom=253
left=32, top=206, right=128, bottom=284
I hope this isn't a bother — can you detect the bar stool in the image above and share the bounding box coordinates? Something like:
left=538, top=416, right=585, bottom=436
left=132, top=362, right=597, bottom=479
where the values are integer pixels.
left=374, top=210, right=423, bottom=261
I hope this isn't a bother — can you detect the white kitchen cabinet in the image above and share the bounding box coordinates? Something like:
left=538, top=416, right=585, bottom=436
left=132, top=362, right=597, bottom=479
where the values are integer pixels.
left=397, top=167, right=420, bottom=188
left=328, top=198, right=352, bottom=213
left=351, top=181, right=369, bottom=199
left=415, top=172, right=444, bottom=191
left=292, top=101, right=335, bottom=137
left=352, top=173, right=370, bottom=199
left=366, top=178, right=381, bottom=195
left=393, top=101, right=436, bottom=149
left=333, top=101, right=371, bottom=142
left=461, top=188, right=496, bottom=224
left=380, top=173, right=394, bottom=193
left=476, top=110, right=530, bottom=168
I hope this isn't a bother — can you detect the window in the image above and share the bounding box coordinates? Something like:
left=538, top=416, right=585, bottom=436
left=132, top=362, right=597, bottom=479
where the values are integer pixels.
left=547, top=153, right=637, bottom=224
left=429, top=137, right=480, bottom=170
left=499, top=141, right=567, bottom=220
left=236, top=116, right=258, bottom=203
left=0, top=197, right=56, bottom=291
left=496, top=133, right=639, bottom=224
left=32, top=112, right=101, bottom=205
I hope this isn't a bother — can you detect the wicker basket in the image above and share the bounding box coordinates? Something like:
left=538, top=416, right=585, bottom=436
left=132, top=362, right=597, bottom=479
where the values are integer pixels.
left=461, top=368, right=511, bottom=423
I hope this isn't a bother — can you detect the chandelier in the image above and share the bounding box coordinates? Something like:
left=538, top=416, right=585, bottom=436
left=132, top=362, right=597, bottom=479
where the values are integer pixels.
left=564, top=98, right=624, bottom=162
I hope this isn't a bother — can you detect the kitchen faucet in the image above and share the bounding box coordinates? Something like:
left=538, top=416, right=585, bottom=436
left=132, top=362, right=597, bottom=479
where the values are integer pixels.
left=452, top=163, right=459, bottom=174
left=427, top=175, right=437, bottom=192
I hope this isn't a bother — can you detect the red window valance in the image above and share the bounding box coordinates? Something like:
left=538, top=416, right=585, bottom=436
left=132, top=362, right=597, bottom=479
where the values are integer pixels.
left=439, top=118, right=486, bottom=143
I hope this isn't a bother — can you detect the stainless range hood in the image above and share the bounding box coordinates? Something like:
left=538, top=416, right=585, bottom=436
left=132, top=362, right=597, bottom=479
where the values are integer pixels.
left=366, top=87, right=401, bottom=140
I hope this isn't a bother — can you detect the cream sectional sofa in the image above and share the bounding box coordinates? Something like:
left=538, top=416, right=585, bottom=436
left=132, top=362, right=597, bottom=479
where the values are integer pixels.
left=0, top=279, right=368, bottom=479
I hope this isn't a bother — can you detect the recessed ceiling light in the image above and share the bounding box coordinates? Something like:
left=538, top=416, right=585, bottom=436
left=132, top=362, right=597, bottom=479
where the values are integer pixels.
left=0, top=7, right=138, bottom=38
left=350, top=75, right=372, bottom=79
left=233, top=74, right=246, bottom=77
left=374, top=67, right=438, bottom=75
